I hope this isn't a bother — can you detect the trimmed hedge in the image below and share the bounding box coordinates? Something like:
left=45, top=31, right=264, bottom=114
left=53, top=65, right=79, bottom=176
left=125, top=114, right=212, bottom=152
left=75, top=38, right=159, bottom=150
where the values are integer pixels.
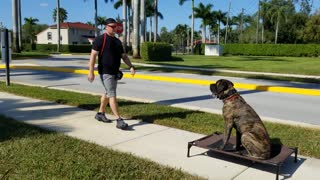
left=140, top=42, right=172, bottom=61
left=192, top=43, right=320, bottom=57
left=223, top=44, right=320, bottom=57
left=22, top=44, right=92, bottom=53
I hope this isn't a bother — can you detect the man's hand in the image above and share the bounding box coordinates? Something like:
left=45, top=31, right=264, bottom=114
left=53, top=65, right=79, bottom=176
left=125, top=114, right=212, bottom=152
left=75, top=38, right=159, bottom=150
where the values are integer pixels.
left=130, top=66, right=135, bottom=77
left=88, top=72, right=95, bottom=82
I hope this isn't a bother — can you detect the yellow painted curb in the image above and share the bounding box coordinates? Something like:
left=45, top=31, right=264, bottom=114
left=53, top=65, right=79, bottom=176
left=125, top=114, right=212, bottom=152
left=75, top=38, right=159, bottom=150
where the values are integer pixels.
left=1, top=65, right=320, bottom=96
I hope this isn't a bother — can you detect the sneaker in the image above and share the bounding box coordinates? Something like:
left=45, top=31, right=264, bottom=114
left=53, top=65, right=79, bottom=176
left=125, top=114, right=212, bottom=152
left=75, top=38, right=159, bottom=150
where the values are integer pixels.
left=116, top=118, right=128, bottom=130
left=95, top=113, right=112, bottom=123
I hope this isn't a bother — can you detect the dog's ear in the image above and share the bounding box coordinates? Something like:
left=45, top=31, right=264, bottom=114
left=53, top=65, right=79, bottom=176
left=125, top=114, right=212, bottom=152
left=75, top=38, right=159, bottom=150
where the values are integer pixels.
left=210, top=83, right=217, bottom=93
left=217, top=79, right=234, bottom=93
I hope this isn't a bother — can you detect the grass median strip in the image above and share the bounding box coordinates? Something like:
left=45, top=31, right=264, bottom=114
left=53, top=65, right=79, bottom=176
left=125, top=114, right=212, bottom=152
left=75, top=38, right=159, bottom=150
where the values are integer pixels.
left=0, top=82, right=320, bottom=159
left=0, top=115, right=200, bottom=179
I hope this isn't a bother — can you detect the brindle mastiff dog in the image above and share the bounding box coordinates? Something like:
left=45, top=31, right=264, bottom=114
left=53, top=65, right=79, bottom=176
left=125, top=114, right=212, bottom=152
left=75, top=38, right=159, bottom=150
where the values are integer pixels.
left=210, top=79, right=271, bottom=159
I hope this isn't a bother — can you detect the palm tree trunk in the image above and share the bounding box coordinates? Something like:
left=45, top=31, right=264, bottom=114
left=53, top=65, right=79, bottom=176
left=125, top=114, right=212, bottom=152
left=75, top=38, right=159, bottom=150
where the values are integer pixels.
left=132, top=0, right=140, bottom=58
left=140, top=0, right=145, bottom=44
left=17, top=0, right=22, bottom=47
left=127, top=7, right=131, bottom=46
left=94, top=0, right=98, bottom=37
left=275, top=17, right=279, bottom=44
left=261, top=17, right=264, bottom=43
left=57, top=0, right=60, bottom=52
left=153, top=0, right=158, bottom=42
left=122, top=0, right=127, bottom=52
left=201, top=24, right=206, bottom=43
left=149, top=17, right=152, bottom=41
left=12, top=0, right=20, bottom=53
left=191, top=0, right=194, bottom=54
left=218, top=22, right=220, bottom=44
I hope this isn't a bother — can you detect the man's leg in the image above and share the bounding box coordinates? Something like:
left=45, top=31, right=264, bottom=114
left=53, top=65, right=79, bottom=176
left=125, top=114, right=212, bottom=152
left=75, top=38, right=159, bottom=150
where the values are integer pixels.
left=109, top=96, right=128, bottom=130
left=99, top=94, right=109, bottom=113
left=95, top=94, right=111, bottom=123
left=109, top=96, right=120, bottom=119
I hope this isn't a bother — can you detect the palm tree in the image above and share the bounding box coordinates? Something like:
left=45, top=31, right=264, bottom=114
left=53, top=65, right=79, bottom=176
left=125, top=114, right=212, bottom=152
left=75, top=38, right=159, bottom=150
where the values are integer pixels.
left=266, top=0, right=293, bottom=44
left=23, top=17, right=39, bottom=44
left=179, top=0, right=195, bottom=53
left=86, top=21, right=95, bottom=26
left=53, top=7, right=68, bottom=23
left=207, top=13, right=218, bottom=43
left=146, top=0, right=163, bottom=42
left=114, top=0, right=132, bottom=50
left=194, top=2, right=213, bottom=43
left=97, top=16, right=107, bottom=30
left=214, top=10, right=227, bottom=44
left=173, top=24, right=189, bottom=52
left=84, top=0, right=114, bottom=37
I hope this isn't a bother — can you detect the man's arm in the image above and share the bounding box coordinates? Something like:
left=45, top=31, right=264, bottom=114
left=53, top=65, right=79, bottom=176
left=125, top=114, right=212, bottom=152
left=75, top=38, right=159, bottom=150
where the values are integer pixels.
left=88, top=49, right=99, bottom=82
left=121, top=53, right=135, bottom=76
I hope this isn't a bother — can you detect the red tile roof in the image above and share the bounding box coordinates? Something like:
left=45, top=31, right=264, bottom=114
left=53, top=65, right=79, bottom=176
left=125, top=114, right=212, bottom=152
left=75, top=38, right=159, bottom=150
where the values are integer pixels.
left=50, top=22, right=96, bottom=30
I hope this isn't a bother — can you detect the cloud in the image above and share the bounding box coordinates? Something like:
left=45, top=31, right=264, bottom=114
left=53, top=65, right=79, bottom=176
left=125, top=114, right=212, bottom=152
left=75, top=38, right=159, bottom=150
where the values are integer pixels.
left=40, top=3, right=48, bottom=7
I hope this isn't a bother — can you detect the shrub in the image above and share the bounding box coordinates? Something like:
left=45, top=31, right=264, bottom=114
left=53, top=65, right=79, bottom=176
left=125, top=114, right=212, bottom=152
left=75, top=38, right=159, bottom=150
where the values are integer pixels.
left=140, top=42, right=172, bottom=61
left=222, top=44, right=320, bottom=57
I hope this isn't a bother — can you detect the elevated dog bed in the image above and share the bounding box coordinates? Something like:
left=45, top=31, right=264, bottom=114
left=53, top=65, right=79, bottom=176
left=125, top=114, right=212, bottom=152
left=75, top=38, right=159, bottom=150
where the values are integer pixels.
left=187, top=132, right=298, bottom=180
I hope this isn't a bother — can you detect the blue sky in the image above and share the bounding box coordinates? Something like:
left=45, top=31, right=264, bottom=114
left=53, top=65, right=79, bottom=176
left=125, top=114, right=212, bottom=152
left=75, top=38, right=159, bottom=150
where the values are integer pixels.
left=0, top=0, right=318, bottom=32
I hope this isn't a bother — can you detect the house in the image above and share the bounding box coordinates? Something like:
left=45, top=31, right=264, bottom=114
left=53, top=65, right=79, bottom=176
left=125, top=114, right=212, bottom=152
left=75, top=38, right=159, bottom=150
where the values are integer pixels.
left=36, top=22, right=100, bottom=45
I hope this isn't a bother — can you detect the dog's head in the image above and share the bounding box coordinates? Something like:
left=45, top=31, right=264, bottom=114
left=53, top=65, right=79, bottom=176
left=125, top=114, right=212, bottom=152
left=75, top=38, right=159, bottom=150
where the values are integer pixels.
left=210, top=79, right=236, bottom=100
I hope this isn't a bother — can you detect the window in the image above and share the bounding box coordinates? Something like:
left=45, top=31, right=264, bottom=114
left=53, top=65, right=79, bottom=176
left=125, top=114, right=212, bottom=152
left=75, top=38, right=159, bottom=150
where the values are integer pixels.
left=47, top=32, right=52, bottom=40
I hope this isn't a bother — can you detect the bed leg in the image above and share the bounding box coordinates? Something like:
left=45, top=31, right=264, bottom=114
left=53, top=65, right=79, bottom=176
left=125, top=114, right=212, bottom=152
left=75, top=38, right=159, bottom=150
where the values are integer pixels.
left=187, top=142, right=193, bottom=157
left=276, top=165, right=280, bottom=180
left=294, top=147, right=298, bottom=163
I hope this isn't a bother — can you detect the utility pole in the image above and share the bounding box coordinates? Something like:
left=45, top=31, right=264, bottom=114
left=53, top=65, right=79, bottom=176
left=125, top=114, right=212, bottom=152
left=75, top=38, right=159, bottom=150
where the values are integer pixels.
left=57, top=0, right=60, bottom=52
left=256, top=0, right=260, bottom=44
left=225, top=0, right=231, bottom=44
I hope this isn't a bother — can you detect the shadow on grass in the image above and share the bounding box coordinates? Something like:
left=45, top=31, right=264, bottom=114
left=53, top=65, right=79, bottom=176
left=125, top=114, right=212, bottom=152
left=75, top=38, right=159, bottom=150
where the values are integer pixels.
left=237, top=56, right=292, bottom=62
left=0, top=115, right=54, bottom=142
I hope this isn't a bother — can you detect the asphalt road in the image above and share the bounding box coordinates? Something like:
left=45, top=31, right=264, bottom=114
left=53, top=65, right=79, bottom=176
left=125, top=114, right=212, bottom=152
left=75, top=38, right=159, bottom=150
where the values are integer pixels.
left=1, top=55, right=320, bottom=127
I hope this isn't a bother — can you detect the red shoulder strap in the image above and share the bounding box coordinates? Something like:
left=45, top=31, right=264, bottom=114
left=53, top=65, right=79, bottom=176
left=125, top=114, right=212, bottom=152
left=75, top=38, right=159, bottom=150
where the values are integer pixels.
left=100, top=33, right=107, bottom=56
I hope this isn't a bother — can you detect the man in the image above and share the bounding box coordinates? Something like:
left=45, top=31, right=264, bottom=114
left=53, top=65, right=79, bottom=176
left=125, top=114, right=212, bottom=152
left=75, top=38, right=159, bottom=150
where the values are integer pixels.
left=88, top=18, right=135, bottom=130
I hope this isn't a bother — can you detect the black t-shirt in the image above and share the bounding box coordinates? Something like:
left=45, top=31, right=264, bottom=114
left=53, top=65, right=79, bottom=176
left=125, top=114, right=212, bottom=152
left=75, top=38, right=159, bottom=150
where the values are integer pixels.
left=92, top=33, right=124, bottom=75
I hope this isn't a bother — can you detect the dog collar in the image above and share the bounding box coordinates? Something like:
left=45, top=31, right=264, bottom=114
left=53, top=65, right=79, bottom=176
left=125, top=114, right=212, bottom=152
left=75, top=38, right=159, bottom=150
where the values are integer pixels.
left=223, top=93, right=240, bottom=103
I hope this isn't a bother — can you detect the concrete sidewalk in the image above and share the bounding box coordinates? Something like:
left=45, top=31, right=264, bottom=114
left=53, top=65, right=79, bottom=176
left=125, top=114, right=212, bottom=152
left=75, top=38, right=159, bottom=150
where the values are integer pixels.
left=0, top=91, right=319, bottom=179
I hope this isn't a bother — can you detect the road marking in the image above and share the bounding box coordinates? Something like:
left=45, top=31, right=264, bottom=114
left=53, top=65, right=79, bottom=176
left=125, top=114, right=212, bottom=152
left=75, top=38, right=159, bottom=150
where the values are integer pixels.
left=1, top=65, right=320, bottom=96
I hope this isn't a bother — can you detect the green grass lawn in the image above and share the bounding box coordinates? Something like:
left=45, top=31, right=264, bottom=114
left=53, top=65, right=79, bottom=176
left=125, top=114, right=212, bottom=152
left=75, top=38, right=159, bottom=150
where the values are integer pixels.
left=132, top=55, right=320, bottom=76
left=0, top=115, right=200, bottom=179
left=1, top=82, right=320, bottom=159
